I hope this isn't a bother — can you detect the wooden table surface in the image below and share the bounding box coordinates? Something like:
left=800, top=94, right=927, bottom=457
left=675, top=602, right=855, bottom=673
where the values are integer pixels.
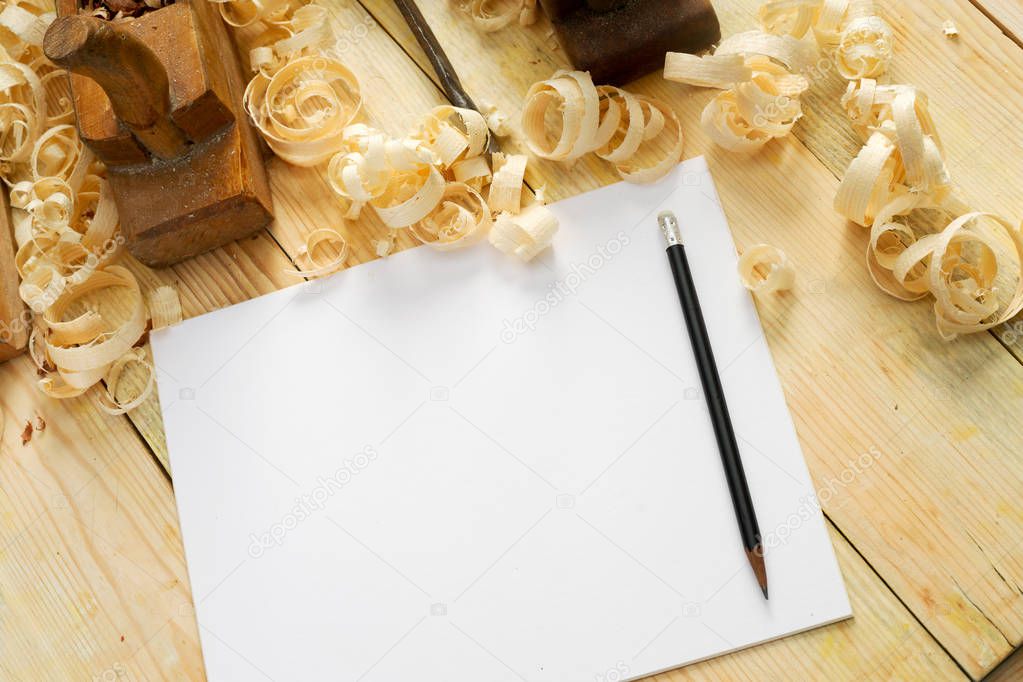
left=3, top=0, right=1023, bottom=679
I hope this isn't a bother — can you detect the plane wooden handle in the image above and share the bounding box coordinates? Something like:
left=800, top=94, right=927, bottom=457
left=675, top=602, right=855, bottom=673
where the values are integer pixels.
left=43, top=15, right=188, bottom=159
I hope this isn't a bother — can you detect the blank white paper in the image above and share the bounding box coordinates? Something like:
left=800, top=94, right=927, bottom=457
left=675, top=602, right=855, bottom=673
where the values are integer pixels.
left=152, top=156, right=851, bottom=682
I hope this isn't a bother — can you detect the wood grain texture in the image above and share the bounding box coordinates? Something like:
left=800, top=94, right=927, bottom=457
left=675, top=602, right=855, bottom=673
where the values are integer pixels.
left=2, top=0, right=1022, bottom=678
left=0, top=356, right=202, bottom=680
left=0, top=187, right=26, bottom=363
left=792, top=0, right=1023, bottom=360
left=359, top=0, right=1023, bottom=675
left=987, top=644, right=1023, bottom=681
left=966, top=0, right=1023, bottom=46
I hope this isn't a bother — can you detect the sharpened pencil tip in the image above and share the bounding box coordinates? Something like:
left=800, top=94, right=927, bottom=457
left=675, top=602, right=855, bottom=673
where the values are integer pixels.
left=745, top=544, right=768, bottom=600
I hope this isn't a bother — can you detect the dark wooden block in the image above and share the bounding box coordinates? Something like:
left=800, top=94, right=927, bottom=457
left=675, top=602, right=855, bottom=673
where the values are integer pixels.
left=542, top=0, right=721, bottom=85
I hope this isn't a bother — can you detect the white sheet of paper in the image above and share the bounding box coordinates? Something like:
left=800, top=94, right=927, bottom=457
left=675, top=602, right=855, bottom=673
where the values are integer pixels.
left=152, top=156, right=851, bottom=682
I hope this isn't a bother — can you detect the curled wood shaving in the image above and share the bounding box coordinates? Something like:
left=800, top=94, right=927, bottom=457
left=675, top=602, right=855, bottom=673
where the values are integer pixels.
left=753, top=0, right=893, bottom=77
left=412, top=105, right=490, bottom=170
left=758, top=0, right=821, bottom=38
left=243, top=55, right=362, bottom=166
left=521, top=71, right=684, bottom=183
left=453, top=0, right=538, bottom=32
left=212, top=0, right=294, bottom=27
left=488, top=153, right=526, bottom=214
left=246, top=5, right=330, bottom=75
left=743, top=0, right=1023, bottom=337
left=98, top=347, right=155, bottom=416
left=230, top=0, right=551, bottom=261
left=835, top=2, right=893, bottom=80
left=738, top=244, right=796, bottom=294
left=291, top=227, right=350, bottom=277
left=452, top=154, right=492, bottom=189
left=148, top=286, right=183, bottom=330
left=835, top=82, right=950, bottom=226
left=479, top=101, right=511, bottom=136
left=410, top=183, right=492, bottom=250
left=665, top=34, right=814, bottom=154
left=489, top=203, right=558, bottom=262
left=1, top=6, right=158, bottom=407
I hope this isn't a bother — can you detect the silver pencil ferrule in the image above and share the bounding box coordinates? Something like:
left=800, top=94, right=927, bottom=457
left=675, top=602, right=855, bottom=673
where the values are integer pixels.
left=659, top=211, right=682, bottom=247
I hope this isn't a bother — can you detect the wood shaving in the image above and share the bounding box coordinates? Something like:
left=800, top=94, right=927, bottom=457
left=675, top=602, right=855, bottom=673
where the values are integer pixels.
left=732, top=0, right=1023, bottom=338
left=488, top=153, right=527, bottom=214
left=942, top=20, right=959, bottom=38
left=665, top=34, right=813, bottom=154
left=489, top=203, right=558, bottom=262
left=828, top=47, right=1022, bottom=338
left=835, top=2, right=893, bottom=80
left=243, top=55, right=362, bottom=166
left=738, top=244, right=796, bottom=294
left=20, top=420, right=31, bottom=445
left=479, top=101, right=512, bottom=136
left=758, top=0, right=821, bottom=38
left=213, top=0, right=295, bottom=27
left=0, top=3, right=160, bottom=409
left=290, top=228, right=349, bottom=277
left=98, top=347, right=155, bottom=415
left=453, top=0, right=538, bottom=32
left=521, top=71, right=684, bottom=183
left=148, top=286, right=183, bottom=330
left=410, top=183, right=492, bottom=250
left=373, top=234, right=395, bottom=258
left=232, top=1, right=549, bottom=261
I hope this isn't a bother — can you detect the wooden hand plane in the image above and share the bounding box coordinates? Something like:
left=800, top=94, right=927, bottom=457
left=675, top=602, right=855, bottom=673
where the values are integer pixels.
left=44, top=1, right=274, bottom=267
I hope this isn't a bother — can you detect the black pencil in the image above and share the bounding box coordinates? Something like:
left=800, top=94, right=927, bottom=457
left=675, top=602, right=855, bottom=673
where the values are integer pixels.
left=658, top=211, right=768, bottom=600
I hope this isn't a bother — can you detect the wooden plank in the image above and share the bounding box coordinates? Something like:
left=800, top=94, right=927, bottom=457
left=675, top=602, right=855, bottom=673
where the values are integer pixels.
left=987, top=645, right=1023, bottom=681
left=359, top=0, right=1023, bottom=675
left=0, top=355, right=202, bottom=680
left=967, top=0, right=1023, bottom=46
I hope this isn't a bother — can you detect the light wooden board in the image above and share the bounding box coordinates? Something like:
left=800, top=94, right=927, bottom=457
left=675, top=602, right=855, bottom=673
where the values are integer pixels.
left=966, top=0, right=1023, bottom=45
left=2, top=0, right=1023, bottom=679
left=359, top=0, right=1023, bottom=675
left=0, top=357, right=202, bottom=680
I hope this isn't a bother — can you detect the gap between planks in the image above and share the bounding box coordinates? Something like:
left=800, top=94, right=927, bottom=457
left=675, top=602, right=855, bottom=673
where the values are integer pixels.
left=967, top=0, right=1023, bottom=49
